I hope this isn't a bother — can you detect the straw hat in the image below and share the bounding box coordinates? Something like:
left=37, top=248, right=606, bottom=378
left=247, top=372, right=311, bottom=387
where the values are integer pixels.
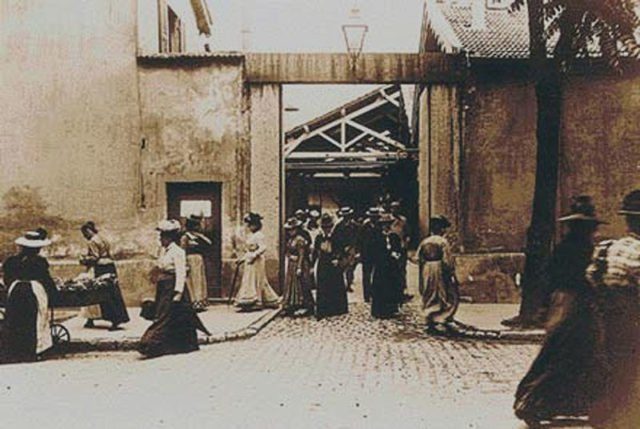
left=284, top=217, right=303, bottom=230
left=156, top=219, right=181, bottom=232
left=15, top=229, right=52, bottom=248
left=337, top=206, right=354, bottom=217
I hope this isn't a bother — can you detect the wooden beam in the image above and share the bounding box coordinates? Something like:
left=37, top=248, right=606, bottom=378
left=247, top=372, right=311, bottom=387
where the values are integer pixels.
left=246, top=53, right=463, bottom=84
left=346, top=119, right=406, bottom=150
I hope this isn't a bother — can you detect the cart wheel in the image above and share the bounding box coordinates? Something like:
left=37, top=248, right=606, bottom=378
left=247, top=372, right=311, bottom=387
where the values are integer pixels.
left=51, top=324, right=70, bottom=345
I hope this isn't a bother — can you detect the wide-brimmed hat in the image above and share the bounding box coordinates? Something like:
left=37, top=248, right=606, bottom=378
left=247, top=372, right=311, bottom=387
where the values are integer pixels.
left=390, top=201, right=401, bottom=209
left=243, top=212, right=263, bottom=225
left=15, top=229, right=52, bottom=248
left=378, top=212, right=395, bottom=224
left=308, top=209, right=321, bottom=219
left=365, top=206, right=383, bottom=218
left=320, top=213, right=335, bottom=228
left=337, top=207, right=354, bottom=217
left=619, top=190, right=640, bottom=216
left=558, top=196, right=606, bottom=223
left=294, top=209, right=308, bottom=220
left=186, top=213, right=204, bottom=227
left=430, top=215, right=451, bottom=230
left=156, top=219, right=181, bottom=232
left=284, top=217, right=303, bottom=230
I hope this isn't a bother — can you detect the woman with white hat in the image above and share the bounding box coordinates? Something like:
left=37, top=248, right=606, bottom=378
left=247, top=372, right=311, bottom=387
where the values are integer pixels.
left=1, top=229, right=57, bottom=363
left=138, top=220, right=210, bottom=358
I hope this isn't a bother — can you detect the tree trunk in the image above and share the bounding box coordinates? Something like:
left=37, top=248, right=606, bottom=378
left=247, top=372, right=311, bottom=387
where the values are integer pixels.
left=517, top=72, right=563, bottom=326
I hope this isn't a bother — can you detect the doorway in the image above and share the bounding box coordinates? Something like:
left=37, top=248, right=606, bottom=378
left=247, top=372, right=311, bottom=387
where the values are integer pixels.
left=166, top=182, right=223, bottom=299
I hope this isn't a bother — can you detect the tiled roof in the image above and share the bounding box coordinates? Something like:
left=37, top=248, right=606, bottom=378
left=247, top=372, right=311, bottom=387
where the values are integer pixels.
left=425, top=0, right=530, bottom=59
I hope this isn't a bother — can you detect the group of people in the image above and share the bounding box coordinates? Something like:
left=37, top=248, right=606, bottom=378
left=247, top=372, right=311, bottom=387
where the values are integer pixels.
left=513, top=191, right=640, bottom=428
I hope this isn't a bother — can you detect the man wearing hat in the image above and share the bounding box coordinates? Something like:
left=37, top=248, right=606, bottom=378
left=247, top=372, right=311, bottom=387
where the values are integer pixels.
left=587, top=190, right=640, bottom=428
left=359, top=206, right=382, bottom=302
left=2, top=229, right=57, bottom=363
left=333, top=206, right=358, bottom=292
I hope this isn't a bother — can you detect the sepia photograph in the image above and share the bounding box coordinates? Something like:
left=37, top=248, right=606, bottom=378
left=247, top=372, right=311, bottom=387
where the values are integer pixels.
left=1, top=0, right=639, bottom=427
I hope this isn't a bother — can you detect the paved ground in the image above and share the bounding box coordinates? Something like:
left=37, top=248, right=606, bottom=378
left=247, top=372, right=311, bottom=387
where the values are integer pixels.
left=0, top=265, right=590, bottom=429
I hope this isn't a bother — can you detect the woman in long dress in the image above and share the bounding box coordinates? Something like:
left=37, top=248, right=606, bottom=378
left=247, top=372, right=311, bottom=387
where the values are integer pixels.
left=282, top=217, right=315, bottom=317
left=180, top=214, right=211, bottom=312
left=2, top=229, right=57, bottom=363
left=587, top=190, right=640, bottom=429
left=79, top=222, right=129, bottom=330
left=514, top=197, right=606, bottom=425
left=313, top=214, right=348, bottom=319
left=370, top=212, right=403, bottom=319
left=233, top=213, right=280, bottom=311
left=416, top=215, right=459, bottom=334
left=139, top=220, right=210, bottom=358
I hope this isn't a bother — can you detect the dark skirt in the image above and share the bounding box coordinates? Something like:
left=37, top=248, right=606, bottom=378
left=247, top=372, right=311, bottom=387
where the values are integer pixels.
left=514, top=290, right=605, bottom=421
left=315, top=258, right=348, bottom=319
left=95, top=264, right=129, bottom=326
left=2, top=282, right=38, bottom=363
left=371, top=259, right=402, bottom=319
left=138, top=277, right=208, bottom=358
left=589, top=288, right=640, bottom=428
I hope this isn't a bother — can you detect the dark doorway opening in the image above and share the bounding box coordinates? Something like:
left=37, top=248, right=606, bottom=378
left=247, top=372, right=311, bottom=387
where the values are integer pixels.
left=166, top=182, right=223, bottom=299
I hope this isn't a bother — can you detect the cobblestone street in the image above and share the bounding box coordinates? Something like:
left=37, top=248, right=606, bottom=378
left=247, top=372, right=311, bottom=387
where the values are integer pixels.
left=0, top=296, right=551, bottom=429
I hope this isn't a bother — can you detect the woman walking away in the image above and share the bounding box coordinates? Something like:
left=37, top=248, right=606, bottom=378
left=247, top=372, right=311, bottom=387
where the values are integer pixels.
left=2, top=229, right=57, bottom=363
left=79, top=221, right=129, bottom=330
left=514, top=196, right=607, bottom=426
left=370, top=212, right=403, bottom=319
left=180, top=214, right=212, bottom=312
left=282, top=217, right=315, bottom=317
left=313, top=214, right=348, bottom=319
left=416, top=216, right=459, bottom=335
left=233, top=213, right=280, bottom=311
left=139, top=220, right=210, bottom=358
left=587, top=190, right=640, bottom=429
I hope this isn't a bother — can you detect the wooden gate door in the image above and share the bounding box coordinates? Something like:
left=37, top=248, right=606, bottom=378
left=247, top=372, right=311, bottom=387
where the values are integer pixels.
left=166, top=182, right=222, bottom=299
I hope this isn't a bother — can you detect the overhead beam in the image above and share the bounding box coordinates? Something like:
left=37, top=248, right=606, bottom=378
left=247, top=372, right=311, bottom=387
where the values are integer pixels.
left=246, top=53, right=463, bottom=84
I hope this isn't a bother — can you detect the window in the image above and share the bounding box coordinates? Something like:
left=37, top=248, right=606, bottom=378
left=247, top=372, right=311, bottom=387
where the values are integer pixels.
left=158, top=0, right=185, bottom=53
left=180, top=200, right=212, bottom=218
left=485, top=0, right=510, bottom=10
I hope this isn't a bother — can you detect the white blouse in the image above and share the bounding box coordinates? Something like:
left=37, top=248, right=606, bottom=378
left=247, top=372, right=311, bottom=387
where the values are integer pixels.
left=157, top=242, right=187, bottom=293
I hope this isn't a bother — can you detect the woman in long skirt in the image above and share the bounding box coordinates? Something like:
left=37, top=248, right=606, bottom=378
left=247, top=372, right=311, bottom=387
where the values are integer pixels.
left=313, top=214, right=348, bottom=319
left=587, top=191, right=640, bottom=429
left=79, top=222, right=129, bottom=330
left=139, top=220, right=210, bottom=358
left=180, top=214, right=212, bottom=312
left=416, top=215, right=459, bottom=334
left=282, top=217, right=315, bottom=317
left=514, top=197, right=606, bottom=425
left=370, top=213, right=402, bottom=319
left=233, top=213, right=280, bottom=311
left=2, top=229, right=57, bottom=363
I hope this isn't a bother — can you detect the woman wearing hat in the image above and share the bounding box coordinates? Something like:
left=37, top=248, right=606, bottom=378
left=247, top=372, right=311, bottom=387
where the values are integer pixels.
left=369, top=212, right=403, bottom=319
left=79, top=221, right=130, bottom=330
left=586, top=190, right=640, bottom=428
left=180, top=214, right=212, bottom=312
left=233, top=213, right=280, bottom=311
left=2, top=229, right=57, bottom=363
left=138, top=220, right=210, bottom=358
left=415, top=215, right=459, bottom=334
left=313, top=213, right=348, bottom=319
left=514, top=196, right=607, bottom=425
left=282, top=217, right=315, bottom=317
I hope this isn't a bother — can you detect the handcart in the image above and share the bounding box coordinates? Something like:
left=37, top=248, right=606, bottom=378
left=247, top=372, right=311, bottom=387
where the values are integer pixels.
left=48, top=276, right=117, bottom=345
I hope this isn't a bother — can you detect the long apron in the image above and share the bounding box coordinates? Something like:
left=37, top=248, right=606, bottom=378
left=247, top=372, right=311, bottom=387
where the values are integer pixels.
left=3, top=281, right=52, bottom=362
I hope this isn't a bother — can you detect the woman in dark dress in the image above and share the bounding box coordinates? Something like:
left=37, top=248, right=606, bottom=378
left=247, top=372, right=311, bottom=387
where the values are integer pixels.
left=2, top=229, right=58, bottom=363
left=370, top=212, right=402, bottom=319
left=139, top=220, right=210, bottom=358
left=514, top=197, right=606, bottom=425
left=313, top=214, right=348, bottom=319
left=282, top=217, right=315, bottom=317
left=79, top=221, right=129, bottom=330
left=587, top=190, right=640, bottom=429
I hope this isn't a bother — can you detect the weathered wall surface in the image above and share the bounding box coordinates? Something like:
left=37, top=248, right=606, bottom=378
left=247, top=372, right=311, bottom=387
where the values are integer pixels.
left=249, top=84, right=283, bottom=290
left=560, top=73, right=640, bottom=239
left=0, top=0, right=141, bottom=226
left=137, top=59, right=249, bottom=263
left=462, top=80, right=538, bottom=252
